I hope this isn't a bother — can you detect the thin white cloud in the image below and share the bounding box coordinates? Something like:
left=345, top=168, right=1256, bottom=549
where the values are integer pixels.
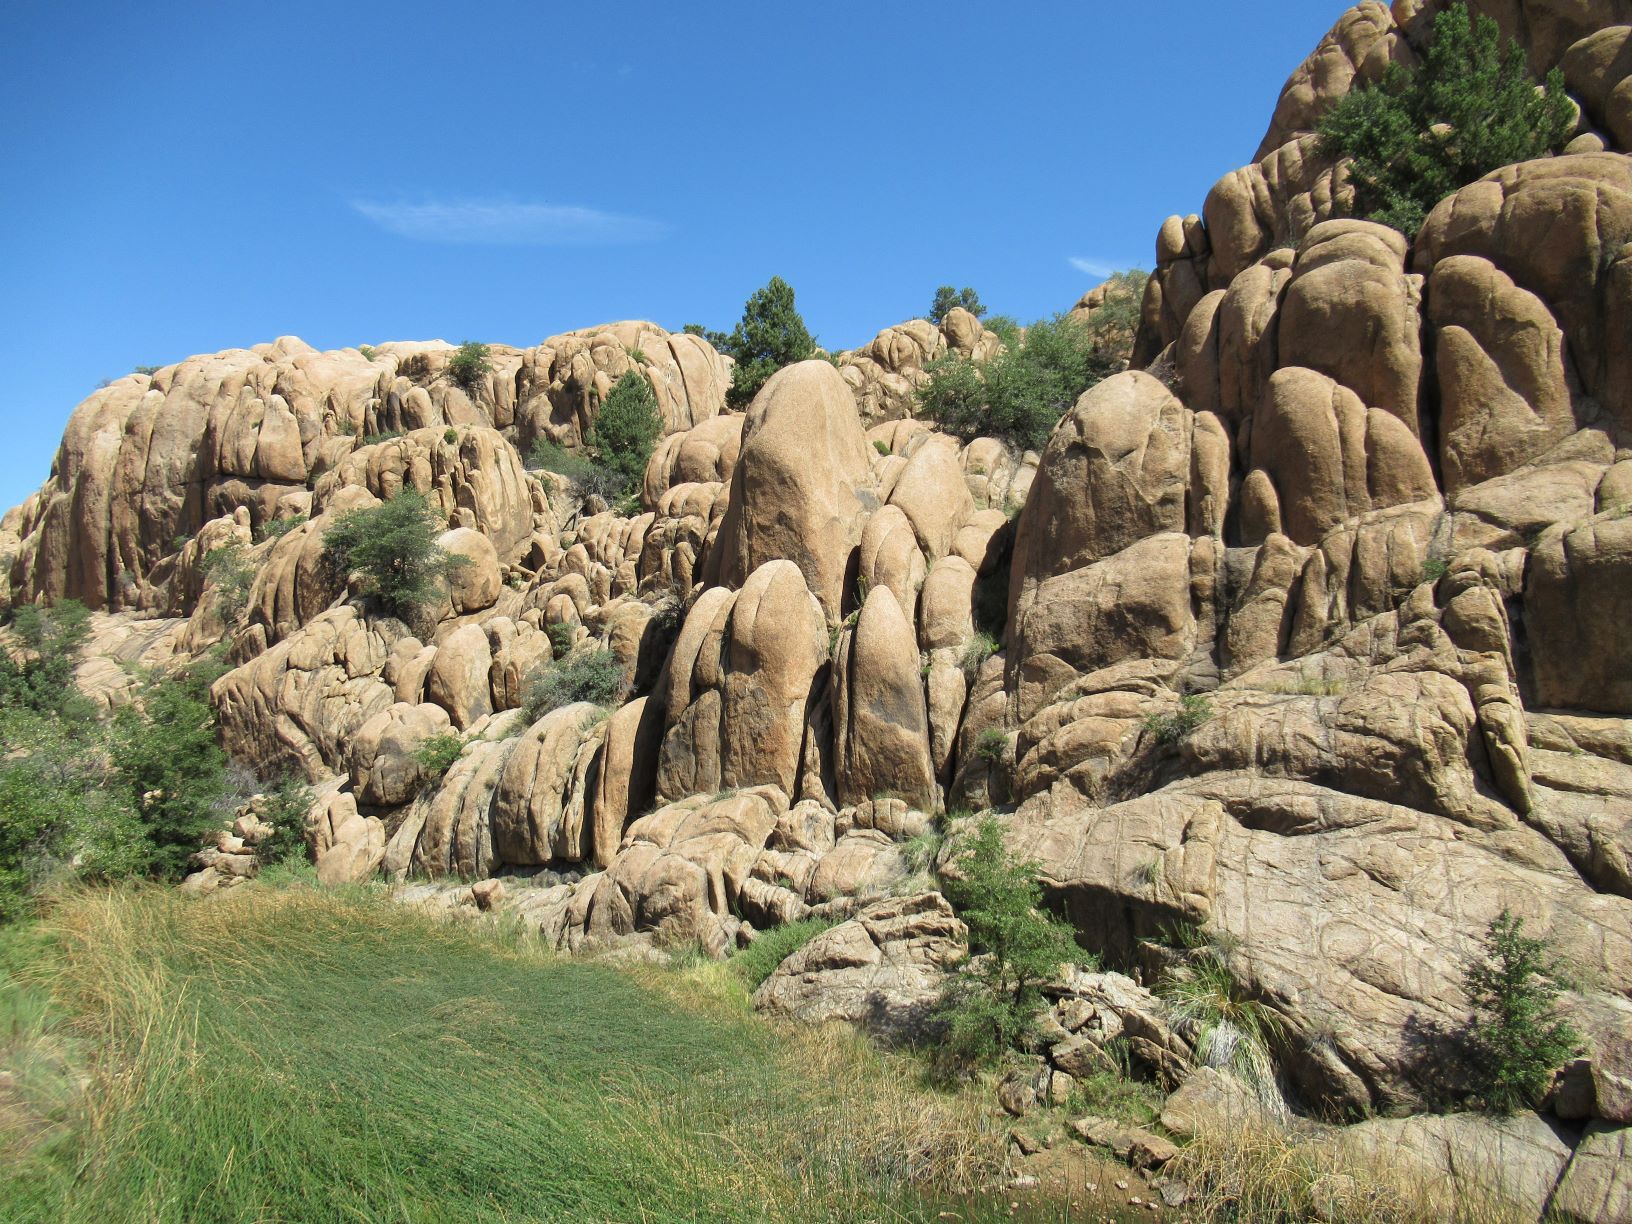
left=1068, top=256, right=1120, bottom=279
left=350, top=197, right=667, bottom=245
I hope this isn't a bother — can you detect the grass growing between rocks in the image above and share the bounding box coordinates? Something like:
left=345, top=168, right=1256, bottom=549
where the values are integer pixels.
left=0, top=885, right=1097, bottom=1224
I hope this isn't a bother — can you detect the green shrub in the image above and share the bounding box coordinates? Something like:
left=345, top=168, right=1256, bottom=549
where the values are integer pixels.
left=1317, top=2, right=1574, bottom=236
left=133, top=364, right=160, bottom=376
left=322, top=490, right=465, bottom=621
left=928, top=286, right=986, bottom=325
left=200, top=540, right=255, bottom=623
left=1463, top=910, right=1583, bottom=1113
left=973, top=727, right=1007, bottom=764
left=935, top=814, right=1081, bottom=1068
left=446, top=341, right=492, bottom=392
left=1422, top=556, right=1449, bottom=584
left=1143, top=694, right=1212, bottom=745
left=254, top=774, right=315, bottom=865
left=873, top=439, right=890, bottom=456
left=591, top=372, right=664, bottom=494
left=0, top=600, right=92, bottom=717
left=255, top=514, right=308, bottom=543
left=729, top=917, right=840, bottom=989
left=442, top=427, right=458, bottom=444
left=520, top=649, right=627, bottom=724
left=982, top=315, right=1021, bottom=348
left=915, top=274, right=1144, bottom=451
left=358, top=345, right=377, bottom=361
left=545, top=622, right=576, bottom=658
left=711, top=277, right=817, bottom=409
left=528, top=438, right=626, bottom=506
left=413, top=733, right=464, bottom=779
left=108, top=666, right=230, bottom=880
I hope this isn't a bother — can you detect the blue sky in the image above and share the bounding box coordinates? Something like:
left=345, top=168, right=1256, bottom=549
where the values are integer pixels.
left=0, top=0, right=1348, bottom=510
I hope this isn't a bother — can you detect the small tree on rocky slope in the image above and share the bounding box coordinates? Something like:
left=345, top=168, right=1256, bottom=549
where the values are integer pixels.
left=323, top=490, right=464, bottom=622
left=1463, top=910, right=1582, bottom=1113
left=1317, top=2, right=1574, bottom=236
left=708, top=276, right=818, bottom=409
left=928, top=286, right=985, bottom=325
left=936, top=814, right=1081, bottom=1067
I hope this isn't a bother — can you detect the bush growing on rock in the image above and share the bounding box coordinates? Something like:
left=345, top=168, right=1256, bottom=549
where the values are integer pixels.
left=519, top=648, right=626, bottom=724
left=935, top=814, right=1082, bottom=1068
left=1317, top=2, right=1574, bottom=236
left=323, top=490, right=466, bottom=621
left=1157, top=947, right=1285, bottom=1090
left=527, top=439, right=623, bottom=506
left=200, top=540, right=255, bottom=623
left=253, top=774, right=316, bottom=866
left=915, top=273, right=1145, bottom=451
left=590, top=372, right=664, bottom=496
left=928, top=286, right=985, bottom=325
left=446, top=341, right=492, bottom=392
left=1142, top=694, right=1212, bottom=745
left=412, top=732, right=464, bottom=780
left=1462, top=910, right=1582, bottom=1113
left=0, top=599, right=92, bottom=718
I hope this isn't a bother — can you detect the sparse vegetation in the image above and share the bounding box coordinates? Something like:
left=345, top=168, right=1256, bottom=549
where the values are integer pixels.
left=254, top=513, right=307, bottom=543
left=446, top=340, right=492, bottom=392
left=442, top=426, right=458, bottom=444
left=133, top=364, right=160, bottom=375
left=358, top=345, right=377, bottom=361
left=730, top=917, right=840, bottom=989
left=959, top=631, right=998, bottom=676
left=322, top=489, right=465, bottom=621
left=973, top=727, right=1007, bottom=764
left=412, top=732, right=464, bottom=779
left=915, top=271, right=1147, bottom=450
left=1142, top=694, right=1212, bottom=744
left=1422, top=556, right=1449, bottom=584
left=928, top=286, right=986, bottom=325
left=1158, top=948, right=1285, bottom=1090
left=935, top=814, right=1081, bottom=1068
left=519, top=648, right=627, bottom=724
left=1317, top=2, right=1574, bottom=236
left=873, top=438, right=890, bottom=456
left=199, top=540, right=255, bottom=623
left=1462, top=909, right=1583, bottom=1113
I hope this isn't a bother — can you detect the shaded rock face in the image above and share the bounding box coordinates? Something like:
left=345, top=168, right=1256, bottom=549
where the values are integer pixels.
left=18, top=6, right=1632, bottom=1210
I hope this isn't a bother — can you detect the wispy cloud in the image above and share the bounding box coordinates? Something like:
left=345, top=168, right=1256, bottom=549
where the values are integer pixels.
left=350, top=197, right=668, bottom=245
left=1067, top=256, right=1121, bottom=279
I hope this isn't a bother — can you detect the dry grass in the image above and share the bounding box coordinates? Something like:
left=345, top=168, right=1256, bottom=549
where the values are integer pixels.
left=1168, top=1121, right=1530, bottom=1224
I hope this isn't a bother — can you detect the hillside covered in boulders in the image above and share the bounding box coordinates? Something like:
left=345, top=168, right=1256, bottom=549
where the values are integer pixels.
left=5, top=1, right=1632, bottom=1219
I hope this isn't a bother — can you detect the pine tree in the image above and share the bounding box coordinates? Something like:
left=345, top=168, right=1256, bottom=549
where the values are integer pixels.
left=1463, top=910, right=1583, bottom=1113
left=928, top=286, right=986, bottom=325
left=1317, top=2, right=1575, bottom=236
left=714, top=276, right=817, bottom=409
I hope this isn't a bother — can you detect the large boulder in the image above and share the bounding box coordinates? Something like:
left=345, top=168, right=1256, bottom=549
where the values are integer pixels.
left=833, top=586, right=936, bottom=810
left=703, top=361, right=877, bottom=622
left=752, top=892, right=968, bottom=1041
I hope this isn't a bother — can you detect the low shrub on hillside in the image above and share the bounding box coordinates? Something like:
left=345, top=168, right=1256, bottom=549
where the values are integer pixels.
left=730, top=917, right=840, bottom=989
left=519, top=649, right=626, bottom=724
left=412, top=733, right=464, bottom=780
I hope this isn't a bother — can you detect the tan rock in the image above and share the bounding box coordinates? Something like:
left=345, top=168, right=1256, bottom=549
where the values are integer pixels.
left=704, top=361, right=876, bottom=622
left=833, top=587, right=935, bottom=810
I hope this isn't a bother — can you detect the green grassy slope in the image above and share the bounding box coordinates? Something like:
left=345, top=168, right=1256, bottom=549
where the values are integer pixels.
left=0, top=886, right=1056, bottom=1224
